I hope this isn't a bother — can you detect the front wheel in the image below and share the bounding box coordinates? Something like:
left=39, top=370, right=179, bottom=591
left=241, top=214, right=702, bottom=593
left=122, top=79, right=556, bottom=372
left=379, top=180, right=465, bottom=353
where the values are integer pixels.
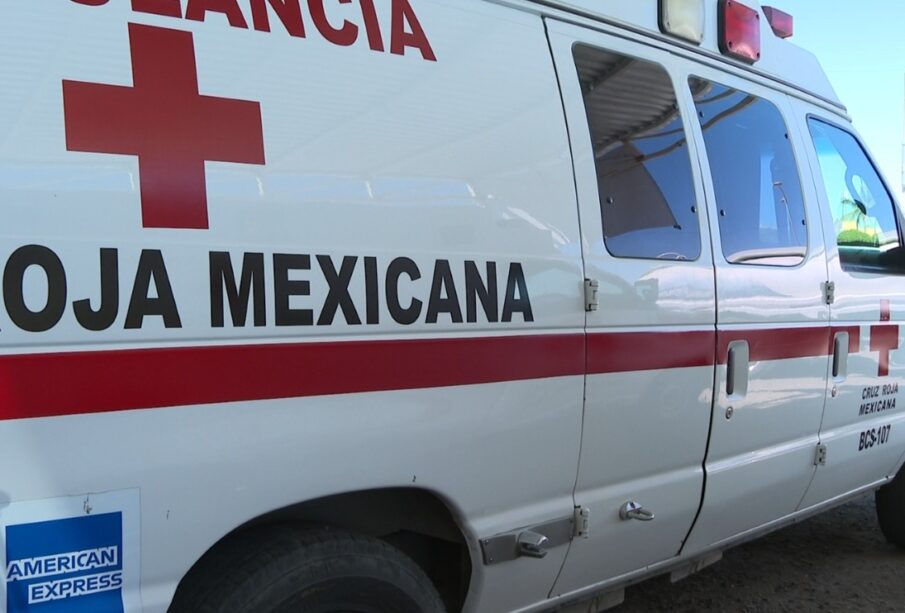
left=876, top=468, right=905, bottom=548
left=170, top=526, right=446, bottom=613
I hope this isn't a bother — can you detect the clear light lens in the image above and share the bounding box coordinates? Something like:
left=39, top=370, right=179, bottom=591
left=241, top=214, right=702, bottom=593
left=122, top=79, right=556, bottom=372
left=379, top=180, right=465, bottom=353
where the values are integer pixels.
left=659, top=0, right=705, bottom=44
left=719, top=0, right=761, bottom=63
left=763, top=6, right=794, bottom=39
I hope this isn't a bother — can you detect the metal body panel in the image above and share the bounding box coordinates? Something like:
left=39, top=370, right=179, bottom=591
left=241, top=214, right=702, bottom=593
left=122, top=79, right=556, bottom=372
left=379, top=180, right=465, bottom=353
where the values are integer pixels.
left=522, top=478, right=885, bottom=613
left=679, top=62, right=830, bottom=551
left=545, top=21, right=715, bottom=595
left=791, top=97, right=905, bottom=510
left=0, top=380, right=585, bottom=613
left=0, top=2, right=584, bottom=612
left=2, top=1, right=904, bottom=612
left=512, top=0, right=843, bottom=112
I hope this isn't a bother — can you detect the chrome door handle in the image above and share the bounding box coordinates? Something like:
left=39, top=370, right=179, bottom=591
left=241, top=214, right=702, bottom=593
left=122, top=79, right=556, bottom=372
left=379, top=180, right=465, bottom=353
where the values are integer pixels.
left=517, top=530, right=549, bottom=558
left=620, top=501, right=655, bottom=522
left=833, top=331, right=850, bottom=379
left=726, top=340, right=750, bottom=397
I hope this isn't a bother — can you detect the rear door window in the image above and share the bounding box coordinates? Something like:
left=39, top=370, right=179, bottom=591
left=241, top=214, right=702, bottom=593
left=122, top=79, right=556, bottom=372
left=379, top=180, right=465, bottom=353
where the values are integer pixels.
left=574, top=44, right=701, bottom=261
left=690, top=78, right=807, bottom=266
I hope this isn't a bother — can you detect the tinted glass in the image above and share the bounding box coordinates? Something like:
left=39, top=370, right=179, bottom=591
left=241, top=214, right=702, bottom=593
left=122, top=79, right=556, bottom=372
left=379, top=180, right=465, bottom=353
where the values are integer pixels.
left=691, top=78, right=807, bottom=265
left=574, top=45, right=701, bottom=260
left=809, top=119, right=903, bottom=272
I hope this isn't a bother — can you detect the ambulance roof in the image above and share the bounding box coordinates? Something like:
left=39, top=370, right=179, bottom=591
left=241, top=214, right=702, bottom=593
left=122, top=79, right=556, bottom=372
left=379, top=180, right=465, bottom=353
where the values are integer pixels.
left=524, top=0, right=844, bottom=112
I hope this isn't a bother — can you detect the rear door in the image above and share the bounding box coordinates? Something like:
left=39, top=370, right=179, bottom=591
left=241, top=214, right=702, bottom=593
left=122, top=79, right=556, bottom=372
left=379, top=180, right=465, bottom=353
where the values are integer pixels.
left=546, top=21, right=716, bottom=595
left=796, top=110, right=905, bottom=508
left=681, top=71, right=831, bottom=552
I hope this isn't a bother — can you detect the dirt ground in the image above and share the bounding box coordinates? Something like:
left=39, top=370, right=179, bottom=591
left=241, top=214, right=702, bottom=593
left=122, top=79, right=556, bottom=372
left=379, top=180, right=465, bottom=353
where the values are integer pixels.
left=617, top=495, right=905, bottom=612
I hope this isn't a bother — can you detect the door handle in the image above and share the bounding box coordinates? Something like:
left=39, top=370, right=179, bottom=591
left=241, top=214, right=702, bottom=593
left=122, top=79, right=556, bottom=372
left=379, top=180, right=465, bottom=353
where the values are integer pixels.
left=620, top=501, right=655, bottom=522
left=517, top=530, right=549, bottom=558
left=726, top=340, right=749, bottom=397
left=833, top=331, right=850, bottom=379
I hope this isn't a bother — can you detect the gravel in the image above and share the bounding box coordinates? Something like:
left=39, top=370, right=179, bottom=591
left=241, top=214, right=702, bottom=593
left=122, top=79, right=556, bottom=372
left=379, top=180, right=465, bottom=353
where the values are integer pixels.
left=617, top=495, right=905, bottom=612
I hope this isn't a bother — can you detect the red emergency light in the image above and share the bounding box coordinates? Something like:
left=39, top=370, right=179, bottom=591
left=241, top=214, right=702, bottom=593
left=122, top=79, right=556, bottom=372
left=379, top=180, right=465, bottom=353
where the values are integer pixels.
left=719, top=0, right=761, bottom=63
left=763, top=6, right=794, bottom=39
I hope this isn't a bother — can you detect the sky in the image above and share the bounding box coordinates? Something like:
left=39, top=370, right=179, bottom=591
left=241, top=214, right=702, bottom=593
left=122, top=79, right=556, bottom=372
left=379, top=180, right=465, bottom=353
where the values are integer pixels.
left=779, top=1, right=905, bottom=194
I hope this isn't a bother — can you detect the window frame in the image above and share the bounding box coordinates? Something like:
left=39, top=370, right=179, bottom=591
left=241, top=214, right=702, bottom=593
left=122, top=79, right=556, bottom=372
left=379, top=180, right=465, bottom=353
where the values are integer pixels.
left=688, top=75, right=811, bottom=268
left=806, top=114, right=905, bottom=275
left=572, top=42, right=705, bottom=264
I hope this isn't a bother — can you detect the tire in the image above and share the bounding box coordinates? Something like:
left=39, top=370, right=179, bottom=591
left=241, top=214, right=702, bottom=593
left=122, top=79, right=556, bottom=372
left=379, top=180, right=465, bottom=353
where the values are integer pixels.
left=876, top=468, right=905, bottom=548
left=169, top=525, right=447, bottom=613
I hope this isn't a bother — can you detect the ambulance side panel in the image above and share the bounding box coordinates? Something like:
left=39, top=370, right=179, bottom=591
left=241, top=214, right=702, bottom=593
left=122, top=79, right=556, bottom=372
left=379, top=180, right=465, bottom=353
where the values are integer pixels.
left=680, top=68, right=831, bottom=552
left=545, top=20, right=716, bottom=596
left=0, top=2, right=585, bottom=612
left=790, top=97, right=905, bottom=509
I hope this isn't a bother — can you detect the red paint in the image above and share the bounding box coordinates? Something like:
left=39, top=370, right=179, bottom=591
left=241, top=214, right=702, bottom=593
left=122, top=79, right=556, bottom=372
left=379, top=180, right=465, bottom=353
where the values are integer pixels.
left=718, top=326, right=831, bottom=364
left=250, top=0, right=306, bottom=37
left=0, top=324, right=890, bottom=421
left=873, top=301, right=897, bottom=376
left=132, top=0, right=182, bottom=17
left=0, top=335, right=585, bottom=421
left=186, top=0, right=250, bottom=28
left=587, top=331, right=715, bottom=374
left=63, top=24, right=265, bottom=229
left=871, top=325, right=900, bottom=377
left=359, top=0, right=386, bottom=52
left=390, top=0, right=436, bottom=61
left=834, top=326, right=861, bottom=355
left=308, top=0, right=359, bottom=46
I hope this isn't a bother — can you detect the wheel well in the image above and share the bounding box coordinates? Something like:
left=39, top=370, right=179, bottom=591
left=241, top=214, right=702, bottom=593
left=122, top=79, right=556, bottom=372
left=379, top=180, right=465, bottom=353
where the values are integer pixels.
left=171, top=488, right=473, bottom=612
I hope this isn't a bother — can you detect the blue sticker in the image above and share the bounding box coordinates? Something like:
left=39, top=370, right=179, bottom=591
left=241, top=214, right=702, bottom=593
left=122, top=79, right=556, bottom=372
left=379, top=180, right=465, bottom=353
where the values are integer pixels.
left=5, top=512, right=124, bottom=613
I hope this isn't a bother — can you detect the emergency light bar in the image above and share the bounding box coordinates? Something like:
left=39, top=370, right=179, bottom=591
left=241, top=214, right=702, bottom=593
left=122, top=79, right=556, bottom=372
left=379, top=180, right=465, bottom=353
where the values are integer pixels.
left=659, top=0, right=705, bottom=44
left=719, top=0, right=761, bottom=63
left=763, top=6, right=794, bottom=39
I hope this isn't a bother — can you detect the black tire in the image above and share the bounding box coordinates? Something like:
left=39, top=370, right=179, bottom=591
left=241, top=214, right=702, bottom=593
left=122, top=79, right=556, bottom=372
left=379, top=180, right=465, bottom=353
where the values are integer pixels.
left=876, top=468, right=905, bottom=548
left=169, top=525, right=447, bottom=613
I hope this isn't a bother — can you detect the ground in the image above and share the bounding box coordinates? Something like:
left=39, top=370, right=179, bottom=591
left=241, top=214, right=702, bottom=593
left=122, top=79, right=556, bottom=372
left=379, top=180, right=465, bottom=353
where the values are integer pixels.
left=617, top=495, right=905, bottom=612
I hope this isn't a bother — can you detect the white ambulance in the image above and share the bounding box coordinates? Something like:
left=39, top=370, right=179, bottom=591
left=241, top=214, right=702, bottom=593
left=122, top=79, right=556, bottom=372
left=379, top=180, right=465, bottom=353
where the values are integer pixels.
left=1, top=0, right=903, bottom=611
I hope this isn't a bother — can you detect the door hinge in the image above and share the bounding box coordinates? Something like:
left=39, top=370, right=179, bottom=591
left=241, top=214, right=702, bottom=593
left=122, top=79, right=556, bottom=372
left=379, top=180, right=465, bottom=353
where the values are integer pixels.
left=573, top=506, right=590, bottom=538
left=823, top=281, right=836, bottom=305
left=584, top=279, right=599, bottom=312
left=815, top=443, right=828, bottom=466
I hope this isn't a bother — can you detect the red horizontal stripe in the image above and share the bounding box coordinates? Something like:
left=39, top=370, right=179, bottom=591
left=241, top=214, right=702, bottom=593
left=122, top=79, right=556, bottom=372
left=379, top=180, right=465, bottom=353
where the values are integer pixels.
left=0, top=325, right=873, bottom=421
left=718, top=326, right=831, bottom=364
left=0, top=334, right=585, bottom=421
left=587, top=330, right=716, bottom=374
left=834, top=326, right=861, bottom=354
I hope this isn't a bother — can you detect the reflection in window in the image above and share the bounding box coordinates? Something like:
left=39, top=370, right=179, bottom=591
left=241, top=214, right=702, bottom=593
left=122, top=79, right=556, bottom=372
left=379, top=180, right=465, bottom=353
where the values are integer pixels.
left=690, top=78, right=807, bottom=266
left=574, top=45, right=701, bottom=261
left=809, top=119, right=903, bottom=272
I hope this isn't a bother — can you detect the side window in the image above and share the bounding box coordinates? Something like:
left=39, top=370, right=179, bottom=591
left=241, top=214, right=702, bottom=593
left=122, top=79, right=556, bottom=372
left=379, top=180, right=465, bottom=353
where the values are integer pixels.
left=808, top=118, right=903, bottom=272
left=574, top=45, right=701, bottom=261
left=690, top=78, right=807, bottom=266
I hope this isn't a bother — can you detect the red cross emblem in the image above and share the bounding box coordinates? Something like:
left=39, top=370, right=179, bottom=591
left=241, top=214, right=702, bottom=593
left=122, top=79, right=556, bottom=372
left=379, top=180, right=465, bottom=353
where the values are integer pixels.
left=871, top=300, right=899, bottom=377
left=62, top=23, right=266, bottom=229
